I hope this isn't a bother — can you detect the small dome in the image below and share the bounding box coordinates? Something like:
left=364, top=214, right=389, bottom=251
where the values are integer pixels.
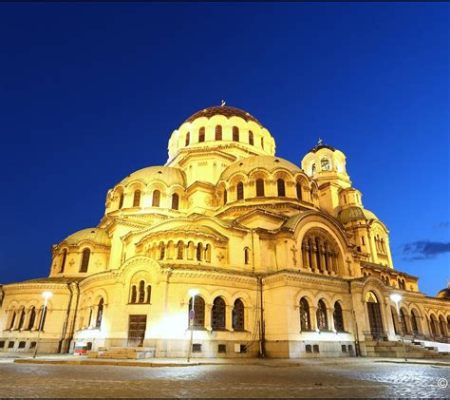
left=220, top=155, right=301, bottom=181
left=185, top=105, right=262, bottom=126
left=62, top=228, right=110, bottom=247
left=437, top=287, right=450, bottom=299
left=363, top=209, right=378, bottom=220
left=338, top=207, right=366, bottom=224
left=118, top=166, right=186, bottom=188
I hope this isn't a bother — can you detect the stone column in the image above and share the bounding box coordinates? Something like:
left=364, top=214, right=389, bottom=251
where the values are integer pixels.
left=205, top=304, right=212, bottom=331
left=226, top=305, right=233, bottom=331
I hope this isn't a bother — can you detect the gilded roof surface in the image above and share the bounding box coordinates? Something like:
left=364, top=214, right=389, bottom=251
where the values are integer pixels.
left=184, top=105, right=262, bottom=125
left=119, top=166, right=186, bottom=187
left=220, top=155, right=301, bottom=181
left=62, top=228, right=110, bottom=246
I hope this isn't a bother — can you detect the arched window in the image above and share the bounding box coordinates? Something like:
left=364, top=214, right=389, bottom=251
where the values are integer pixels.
left=215, top=125, right=222, bottom=140
left=244, top=247, right=250, bottom=265
left=277, top=179, right=286, bottom=197
left=138, top=280, right=145, bottom=303
left=232, top=126, right=239, bottom=142
left=237, top=182, right=244, bottom=200
left=185, top=132, right=190, bottom=146
left=118, top=192, right=124, bottom=209
left=296, top=182, right=302, bottom=200
left=316, top=300, right=328, bottom=331
left=80, top=248, right=90, bottom=273
left=146, top=285, right=152, bottom=304
left=188, top=296, right=205, bottom=328
left=95, top=298, right=104, bottom=328
left=177, top=241, right=184, bottom=260
left=256, top=179, right=265, bottom=197
left=199, top=127, right=205, bottom=142
left=299, top=297, right=311, bottom=331
left=152, top=190, right=161, bottom=207
left=333, top=302, right=345, bottom=332
left=28, top=307, right=36, bottom=330
left=211, top=297, right=226, bottom=330
left=196, top=243, right=203, bottom=261
left=130, top=285, right=137, bottom=304
left=249, top=131, right=254, bottom=145
left=171, top=193, right=179, bottom=210
left=411, top=309, right=420, bottom=334
left=261, top=137, right=264, bottom=149
left=223, top=189, right=227, bottom=205
left=232, top=299, right=245, bottom=331
left=60, top=249, right=67, bottom=273
left=321, top=158, right=330, bottom=171
left=17, top=309, right=25, bottom=330
left=311, top=163, right=316, bottom=175
left=159, top=243, right=165, bottom=260
left=133, top=190, right=141, bottom=207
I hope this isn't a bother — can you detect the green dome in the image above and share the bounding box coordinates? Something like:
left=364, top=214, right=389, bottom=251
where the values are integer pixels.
left=338, top=207, right=366, bottom=224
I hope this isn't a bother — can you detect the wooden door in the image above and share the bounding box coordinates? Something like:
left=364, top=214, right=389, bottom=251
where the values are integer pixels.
left=128, top=315, right=147, bottom=347
left=367, top=302, right=383, bottom=339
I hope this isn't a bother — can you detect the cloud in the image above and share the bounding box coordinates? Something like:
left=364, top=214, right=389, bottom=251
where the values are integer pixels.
left=436, top=222, right=450, bottom=229
left=403, top=240, right=450, bottom=260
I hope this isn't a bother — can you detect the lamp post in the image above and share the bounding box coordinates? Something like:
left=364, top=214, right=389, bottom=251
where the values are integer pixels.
left=187, top=288, right=199, bottom=363
left=390, top=293, right=407, bottom=361
left=33, top=291, right=53, bottom=359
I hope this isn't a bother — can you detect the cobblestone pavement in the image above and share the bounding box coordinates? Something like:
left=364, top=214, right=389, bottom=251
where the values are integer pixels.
left=0, top=360, right=449, bottom=398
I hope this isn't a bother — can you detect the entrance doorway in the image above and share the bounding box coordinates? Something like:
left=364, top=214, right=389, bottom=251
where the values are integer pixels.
left=366, top=291, right=384, bottom=339
left=128, top=315, right=147, bottom=347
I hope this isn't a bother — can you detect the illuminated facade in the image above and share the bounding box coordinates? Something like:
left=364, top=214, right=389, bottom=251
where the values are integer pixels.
left=0, top=105, right=449, bottom=358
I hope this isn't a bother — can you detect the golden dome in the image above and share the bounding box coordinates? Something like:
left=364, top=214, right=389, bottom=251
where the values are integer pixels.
left=118, top=166, right=186, bottom=188
left=220, top=155, right=301, bottom=181
left=184, top=105, right=263, bottom=126
left=62, top=228, right=110, bottom=246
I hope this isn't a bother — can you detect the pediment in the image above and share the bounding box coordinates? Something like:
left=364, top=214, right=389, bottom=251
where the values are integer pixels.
left=235, top=209, right=286, bottom=230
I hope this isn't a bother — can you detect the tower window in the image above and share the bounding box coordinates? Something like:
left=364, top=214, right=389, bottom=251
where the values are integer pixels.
left=249, top=131, right=254, bottom=145
left=244, top=247, right=250, bottom=264
left=223, top=189, right=227, bottom=205
left=237, top=182, right=244, bottom=200
left=256, top=179, right=265, bottom=197
left=133, top=190, right=141, bottom=207
left=80, top=248, right=90, bottom=273
left=261, top=137, right=264, bottom=149
left=321, top=158, right=331, bottom=171
left=60, top=249, right=67, bottom=273
left=215, top=125, right=222, bottom=140
left=199, top=127, right=205, bottom=143
left=185, top=132, right=190, bottom=146
left=277, top=179, right=286, bottom=197
left=296, top=182, right=302, bottom=201
left=171, top=193, right=179, bottom=210
left=152, top=190, right=161, bottom=207
left=232, top=126, right=239, bottom=142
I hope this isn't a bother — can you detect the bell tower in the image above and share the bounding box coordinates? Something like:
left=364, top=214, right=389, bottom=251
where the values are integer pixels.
left=301, top=140, right=351, bottom=214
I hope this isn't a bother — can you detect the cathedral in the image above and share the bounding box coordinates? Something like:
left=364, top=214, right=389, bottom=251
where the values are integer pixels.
left=1, top=105, right=449, bottom=359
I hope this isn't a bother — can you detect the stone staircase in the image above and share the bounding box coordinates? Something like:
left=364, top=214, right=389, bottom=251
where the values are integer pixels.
left=365, top=339, right=450, bottom=359
left=87, top=347, right=156, bottom=359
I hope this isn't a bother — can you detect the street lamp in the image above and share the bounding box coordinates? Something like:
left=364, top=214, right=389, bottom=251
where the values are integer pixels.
left=187, top=289, right=199, bottom=362
left=390, top=293, right=407, bottom=361
left=33, top=291, right=53, bottom=359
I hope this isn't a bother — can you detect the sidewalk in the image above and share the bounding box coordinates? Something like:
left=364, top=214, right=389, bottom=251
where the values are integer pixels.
left=9, top=354, right=450, bottom=368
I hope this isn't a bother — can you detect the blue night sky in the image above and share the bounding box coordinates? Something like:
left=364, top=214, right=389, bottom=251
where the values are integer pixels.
left=0, top=3, right=448, bottom=296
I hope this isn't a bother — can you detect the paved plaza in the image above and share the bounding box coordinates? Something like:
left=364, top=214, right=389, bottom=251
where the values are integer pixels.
left=0, top=357, right=449, bottom=398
